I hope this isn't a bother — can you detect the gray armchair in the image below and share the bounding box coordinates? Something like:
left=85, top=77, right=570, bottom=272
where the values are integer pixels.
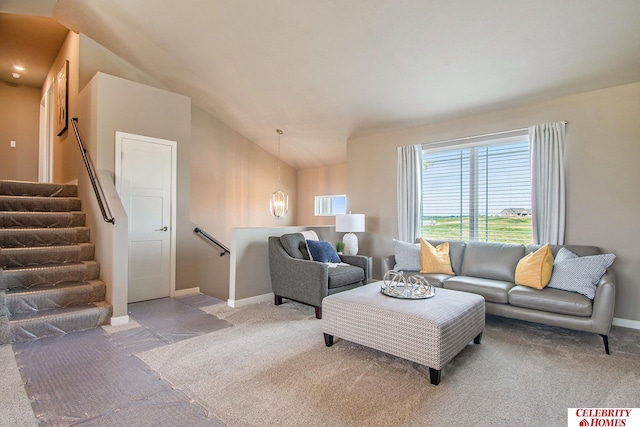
left=269, top=233, right=369, bottom=319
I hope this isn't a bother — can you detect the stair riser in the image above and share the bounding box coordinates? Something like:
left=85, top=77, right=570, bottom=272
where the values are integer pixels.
left=1, top=244, right=94, bottom=268
left=0, top=181, right=77, bottom=198
left=9, top=303, right=112, bottom=344
left=7, top=281, right=106, bottom=315
left=0, top=228, right=90, bottom=248
left=0, top=196, right=81, bottom=212
left=0, top=212, right=85, bottom=228
left=2, top=262, right=100, bottom=290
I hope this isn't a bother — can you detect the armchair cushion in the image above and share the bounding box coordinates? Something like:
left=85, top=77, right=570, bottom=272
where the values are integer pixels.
left=307, top=240, right=341, bottom=263
left=328, top=265, right=365, bottom=289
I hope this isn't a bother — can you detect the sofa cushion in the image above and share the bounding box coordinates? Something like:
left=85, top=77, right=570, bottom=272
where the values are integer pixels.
left=279, top=233, right=309, bottom=260
left=508, top=285, right=593, bottom=317
left=546, top=248, right=615, bottom=299
left=525, top=243, right=601, bottom=257
left=328, top=265, right=365, bottom=289
left=420, top=239, right=454, bottom=275
left=460, top=241, right=524, bottom=282
left=392, top=239, right=421, bottom=271
left=515, top=243, right=554, bottom=290
left=307, top=240, right=341, bottom=263
left=443, top=276, right=513, bottom=304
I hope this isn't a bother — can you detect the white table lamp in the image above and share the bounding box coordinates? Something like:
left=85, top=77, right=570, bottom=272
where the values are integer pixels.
left=335, top=213, right=365, bottom=256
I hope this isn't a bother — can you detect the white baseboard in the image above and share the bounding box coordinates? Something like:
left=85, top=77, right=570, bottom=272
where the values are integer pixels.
left=172, top=287, right=200, bottom=298
left=228, top=292, right=273, bottom=308
left=612, top=317, right=640, bottom=330
left=110, top=315, right=130, bottom=326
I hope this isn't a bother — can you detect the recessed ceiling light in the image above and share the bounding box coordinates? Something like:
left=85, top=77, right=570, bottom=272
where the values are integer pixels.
left=12, top=72, right=21, bottom=79
left=13, top=65, right=25, bottom=71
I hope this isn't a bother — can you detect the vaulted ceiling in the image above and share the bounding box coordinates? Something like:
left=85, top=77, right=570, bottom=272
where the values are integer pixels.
left=3, top=0, right=640, bottom=169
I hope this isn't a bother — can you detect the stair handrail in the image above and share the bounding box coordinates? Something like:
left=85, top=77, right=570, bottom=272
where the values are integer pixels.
left=194, top=227, right=230, bottom=256
left=71, top=118, right=115, bottom=224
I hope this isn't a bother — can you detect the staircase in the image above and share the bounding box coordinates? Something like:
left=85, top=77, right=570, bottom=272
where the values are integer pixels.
left=0, top=180, right=112, bottom=344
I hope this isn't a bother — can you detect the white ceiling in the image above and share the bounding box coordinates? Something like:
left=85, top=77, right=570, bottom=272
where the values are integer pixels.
left=4, top=0, right=640, bottom=169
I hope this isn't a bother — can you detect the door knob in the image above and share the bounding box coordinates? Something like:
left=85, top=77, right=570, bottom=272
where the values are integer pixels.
left=155, top=226, right=168, bottom=232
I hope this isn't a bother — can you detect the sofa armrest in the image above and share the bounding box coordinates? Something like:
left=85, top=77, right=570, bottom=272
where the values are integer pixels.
left=590, top=269, right=616, bottom=335
left=381, top=255, right=396, bottom=274
left=339, top=254, right=370, bottom=282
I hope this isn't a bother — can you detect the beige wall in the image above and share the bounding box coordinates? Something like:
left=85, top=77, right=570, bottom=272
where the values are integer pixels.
left=348, top=82, right=640, bottom=323
left=297, top=164, right=347, bottom=226
left=0, top=82, right=40, bottom=181
left=43, top=31, right=81, bottom=184
left=76, top=34, right=299, bottom=300
left=77, top=72, right=197, bottom=294
left=189, top=107, right=298, bottom=298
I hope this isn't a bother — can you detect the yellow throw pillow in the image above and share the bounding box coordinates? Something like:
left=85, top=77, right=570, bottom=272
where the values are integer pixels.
left=515, top=243, right=554, bottom=290
left=420, top=238, right=455, bottom=275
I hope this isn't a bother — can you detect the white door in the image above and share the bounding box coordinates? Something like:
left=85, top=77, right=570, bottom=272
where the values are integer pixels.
left=115, top=132, right=176, bottom=303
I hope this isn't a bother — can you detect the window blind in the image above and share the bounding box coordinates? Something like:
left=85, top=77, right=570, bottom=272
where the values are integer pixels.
left=421, top=137, right=532, bottom=244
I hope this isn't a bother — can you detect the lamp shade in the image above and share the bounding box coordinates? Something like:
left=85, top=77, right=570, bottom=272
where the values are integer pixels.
left=335, top=214, right=365, bottom=233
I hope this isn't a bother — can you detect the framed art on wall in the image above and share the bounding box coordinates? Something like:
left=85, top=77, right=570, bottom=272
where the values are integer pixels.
left=54, top=60, right=68, bottom=136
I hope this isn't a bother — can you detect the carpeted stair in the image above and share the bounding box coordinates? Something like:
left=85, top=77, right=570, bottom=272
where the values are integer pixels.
left=0, top=180, right=112, bottom=344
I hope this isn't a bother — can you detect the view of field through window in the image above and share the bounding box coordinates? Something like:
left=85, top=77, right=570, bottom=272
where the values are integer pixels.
left=421, top=139, right=533, bottom=245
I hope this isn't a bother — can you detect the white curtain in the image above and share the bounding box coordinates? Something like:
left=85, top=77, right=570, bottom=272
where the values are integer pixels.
left=397, top=145, right=422, bottom=243
left=529, top=121, right=566, bottom=245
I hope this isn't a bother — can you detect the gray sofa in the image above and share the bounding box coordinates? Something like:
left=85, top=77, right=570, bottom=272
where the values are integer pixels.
left=382, top=240, right=616, bottom=353
left=269, top=233, right=370, bottom=319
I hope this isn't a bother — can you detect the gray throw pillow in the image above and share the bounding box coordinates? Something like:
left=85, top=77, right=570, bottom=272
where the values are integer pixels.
left=392, top=239, right=421, bottom=271
left=547, top=247, right=615, bottom=299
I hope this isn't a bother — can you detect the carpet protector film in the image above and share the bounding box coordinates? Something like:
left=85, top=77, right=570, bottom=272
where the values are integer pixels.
left=11, top=294, right=229, bottom=426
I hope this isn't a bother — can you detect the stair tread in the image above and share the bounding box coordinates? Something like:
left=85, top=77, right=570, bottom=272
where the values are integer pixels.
left=0, top=227, right=91, bottom=246
left=1, top=243, right=90, bottom=253
left=0, top=180, right=77, bottom=197
left=9, top=302, right=111, bottom=323
left=3, top=260, right=98, bottom=273
left=0, top=226, right=89, bottom=232
left=6, top=280, right=105, bottom=297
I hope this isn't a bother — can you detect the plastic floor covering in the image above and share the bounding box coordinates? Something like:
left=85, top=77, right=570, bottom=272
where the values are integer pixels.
left=12, top=294, right=232, bottom=426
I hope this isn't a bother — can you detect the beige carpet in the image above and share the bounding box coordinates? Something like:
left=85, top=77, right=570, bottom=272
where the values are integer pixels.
left=0, top=345, right=38, bottom=427
left=137, top=302, right=640, bottom=427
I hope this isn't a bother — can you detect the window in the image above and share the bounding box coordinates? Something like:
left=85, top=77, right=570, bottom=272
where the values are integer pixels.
left=421, top=132, right=532, bottom=244
left=314, top=195, right=347, bottom=216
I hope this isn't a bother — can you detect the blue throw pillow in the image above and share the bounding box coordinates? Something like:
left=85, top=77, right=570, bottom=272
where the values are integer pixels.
left=306, top=240, right=341, bottom=263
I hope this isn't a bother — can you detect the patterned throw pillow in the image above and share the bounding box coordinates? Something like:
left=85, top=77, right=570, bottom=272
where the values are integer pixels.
left=306, top=240, right=341, bottom=263
left=392, top=239, right=421, bottom=271
left=547, top=248, right=615, bottom=299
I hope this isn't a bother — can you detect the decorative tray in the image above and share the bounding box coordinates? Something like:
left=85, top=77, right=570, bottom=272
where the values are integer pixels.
left=380, top=270, right=436, bottom=300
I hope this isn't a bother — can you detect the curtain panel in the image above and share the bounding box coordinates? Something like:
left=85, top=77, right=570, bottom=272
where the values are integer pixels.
left=397, top=145, right=422, bottom=243
left=529, top=121, right=566, bottom=245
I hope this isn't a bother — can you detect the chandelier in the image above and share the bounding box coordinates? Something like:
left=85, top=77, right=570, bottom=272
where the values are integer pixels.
left=270, top=129, right=288, bottom=219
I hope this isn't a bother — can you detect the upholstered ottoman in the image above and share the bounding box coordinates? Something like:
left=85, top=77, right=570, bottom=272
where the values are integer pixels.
left=322, top=282, right=485, bottom=385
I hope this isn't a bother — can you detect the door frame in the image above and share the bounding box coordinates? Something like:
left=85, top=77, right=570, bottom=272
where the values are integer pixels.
left=114, top=131, right=178, bottom=299
left=38, top=83, right=54, bottom=183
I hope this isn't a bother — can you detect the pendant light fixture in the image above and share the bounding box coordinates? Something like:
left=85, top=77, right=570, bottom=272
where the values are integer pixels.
left=270, top=129, right=289, bottom=219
